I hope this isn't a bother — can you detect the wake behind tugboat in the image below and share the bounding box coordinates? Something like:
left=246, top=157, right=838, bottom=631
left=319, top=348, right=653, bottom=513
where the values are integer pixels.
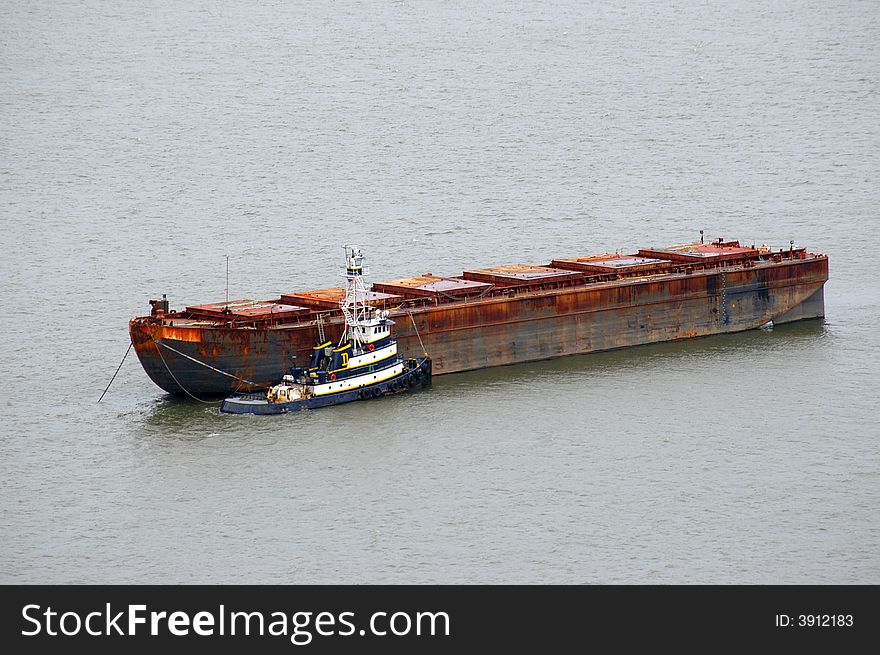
left=221, top=245, right=432, bottom=415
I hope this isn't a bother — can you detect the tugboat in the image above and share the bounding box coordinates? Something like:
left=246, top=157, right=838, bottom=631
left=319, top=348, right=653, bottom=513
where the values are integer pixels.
left=220, top=245, right=432, bottom=415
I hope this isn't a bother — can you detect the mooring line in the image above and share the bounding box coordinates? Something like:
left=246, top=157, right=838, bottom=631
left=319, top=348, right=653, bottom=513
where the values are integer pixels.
left=408, top=311, right=429, bottom=356
left=97, top=342, right=133, bottom=403
left=154, top=339, right=257, bottom=386
left=152, top=338, right=221, bottom=404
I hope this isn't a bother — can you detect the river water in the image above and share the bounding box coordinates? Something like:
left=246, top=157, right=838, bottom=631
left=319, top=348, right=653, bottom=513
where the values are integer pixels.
left=2, top=0, right=878, bottom=583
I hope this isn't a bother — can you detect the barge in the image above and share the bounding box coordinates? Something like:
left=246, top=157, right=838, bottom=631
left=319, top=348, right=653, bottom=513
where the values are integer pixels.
left=129, top=237, right=828, bottom=396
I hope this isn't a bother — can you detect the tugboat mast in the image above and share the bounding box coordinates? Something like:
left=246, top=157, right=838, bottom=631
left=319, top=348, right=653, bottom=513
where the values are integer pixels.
left=339, top=244, right=370, bottom=348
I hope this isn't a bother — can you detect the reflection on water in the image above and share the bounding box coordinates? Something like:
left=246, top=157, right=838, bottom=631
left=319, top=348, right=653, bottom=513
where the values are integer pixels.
left=134, top=319, right=831, bottom=446
left=139, top=322, right=828, bottom=415
left=142, top=396, right=223, bottom=425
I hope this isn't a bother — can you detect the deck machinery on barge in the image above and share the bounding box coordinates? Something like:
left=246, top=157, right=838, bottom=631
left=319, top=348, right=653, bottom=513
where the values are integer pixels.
left=130, top=237, right=828, bottom=396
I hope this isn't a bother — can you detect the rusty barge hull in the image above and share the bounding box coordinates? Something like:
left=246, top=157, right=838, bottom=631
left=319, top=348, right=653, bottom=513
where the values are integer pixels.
left=129, top=244, right=828, bottom=396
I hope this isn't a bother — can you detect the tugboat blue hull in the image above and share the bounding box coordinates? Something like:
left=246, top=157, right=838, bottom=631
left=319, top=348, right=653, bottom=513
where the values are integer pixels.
left=220, top=357, right=431, bottom=415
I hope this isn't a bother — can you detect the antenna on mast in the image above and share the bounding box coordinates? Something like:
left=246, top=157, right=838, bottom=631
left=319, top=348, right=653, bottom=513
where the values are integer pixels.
left=225, top=255, right=229, bottom=309
left=339, top=244, right=369, bottom=347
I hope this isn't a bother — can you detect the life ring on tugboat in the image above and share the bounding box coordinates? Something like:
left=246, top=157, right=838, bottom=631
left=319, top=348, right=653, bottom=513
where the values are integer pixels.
left=329, top=373, right=337, bottom=381
left=368, top=343, right=375, bottom=351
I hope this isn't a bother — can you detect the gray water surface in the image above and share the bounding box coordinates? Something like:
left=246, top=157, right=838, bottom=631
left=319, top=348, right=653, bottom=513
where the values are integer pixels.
left=1, top=0, right=878, bottom=583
